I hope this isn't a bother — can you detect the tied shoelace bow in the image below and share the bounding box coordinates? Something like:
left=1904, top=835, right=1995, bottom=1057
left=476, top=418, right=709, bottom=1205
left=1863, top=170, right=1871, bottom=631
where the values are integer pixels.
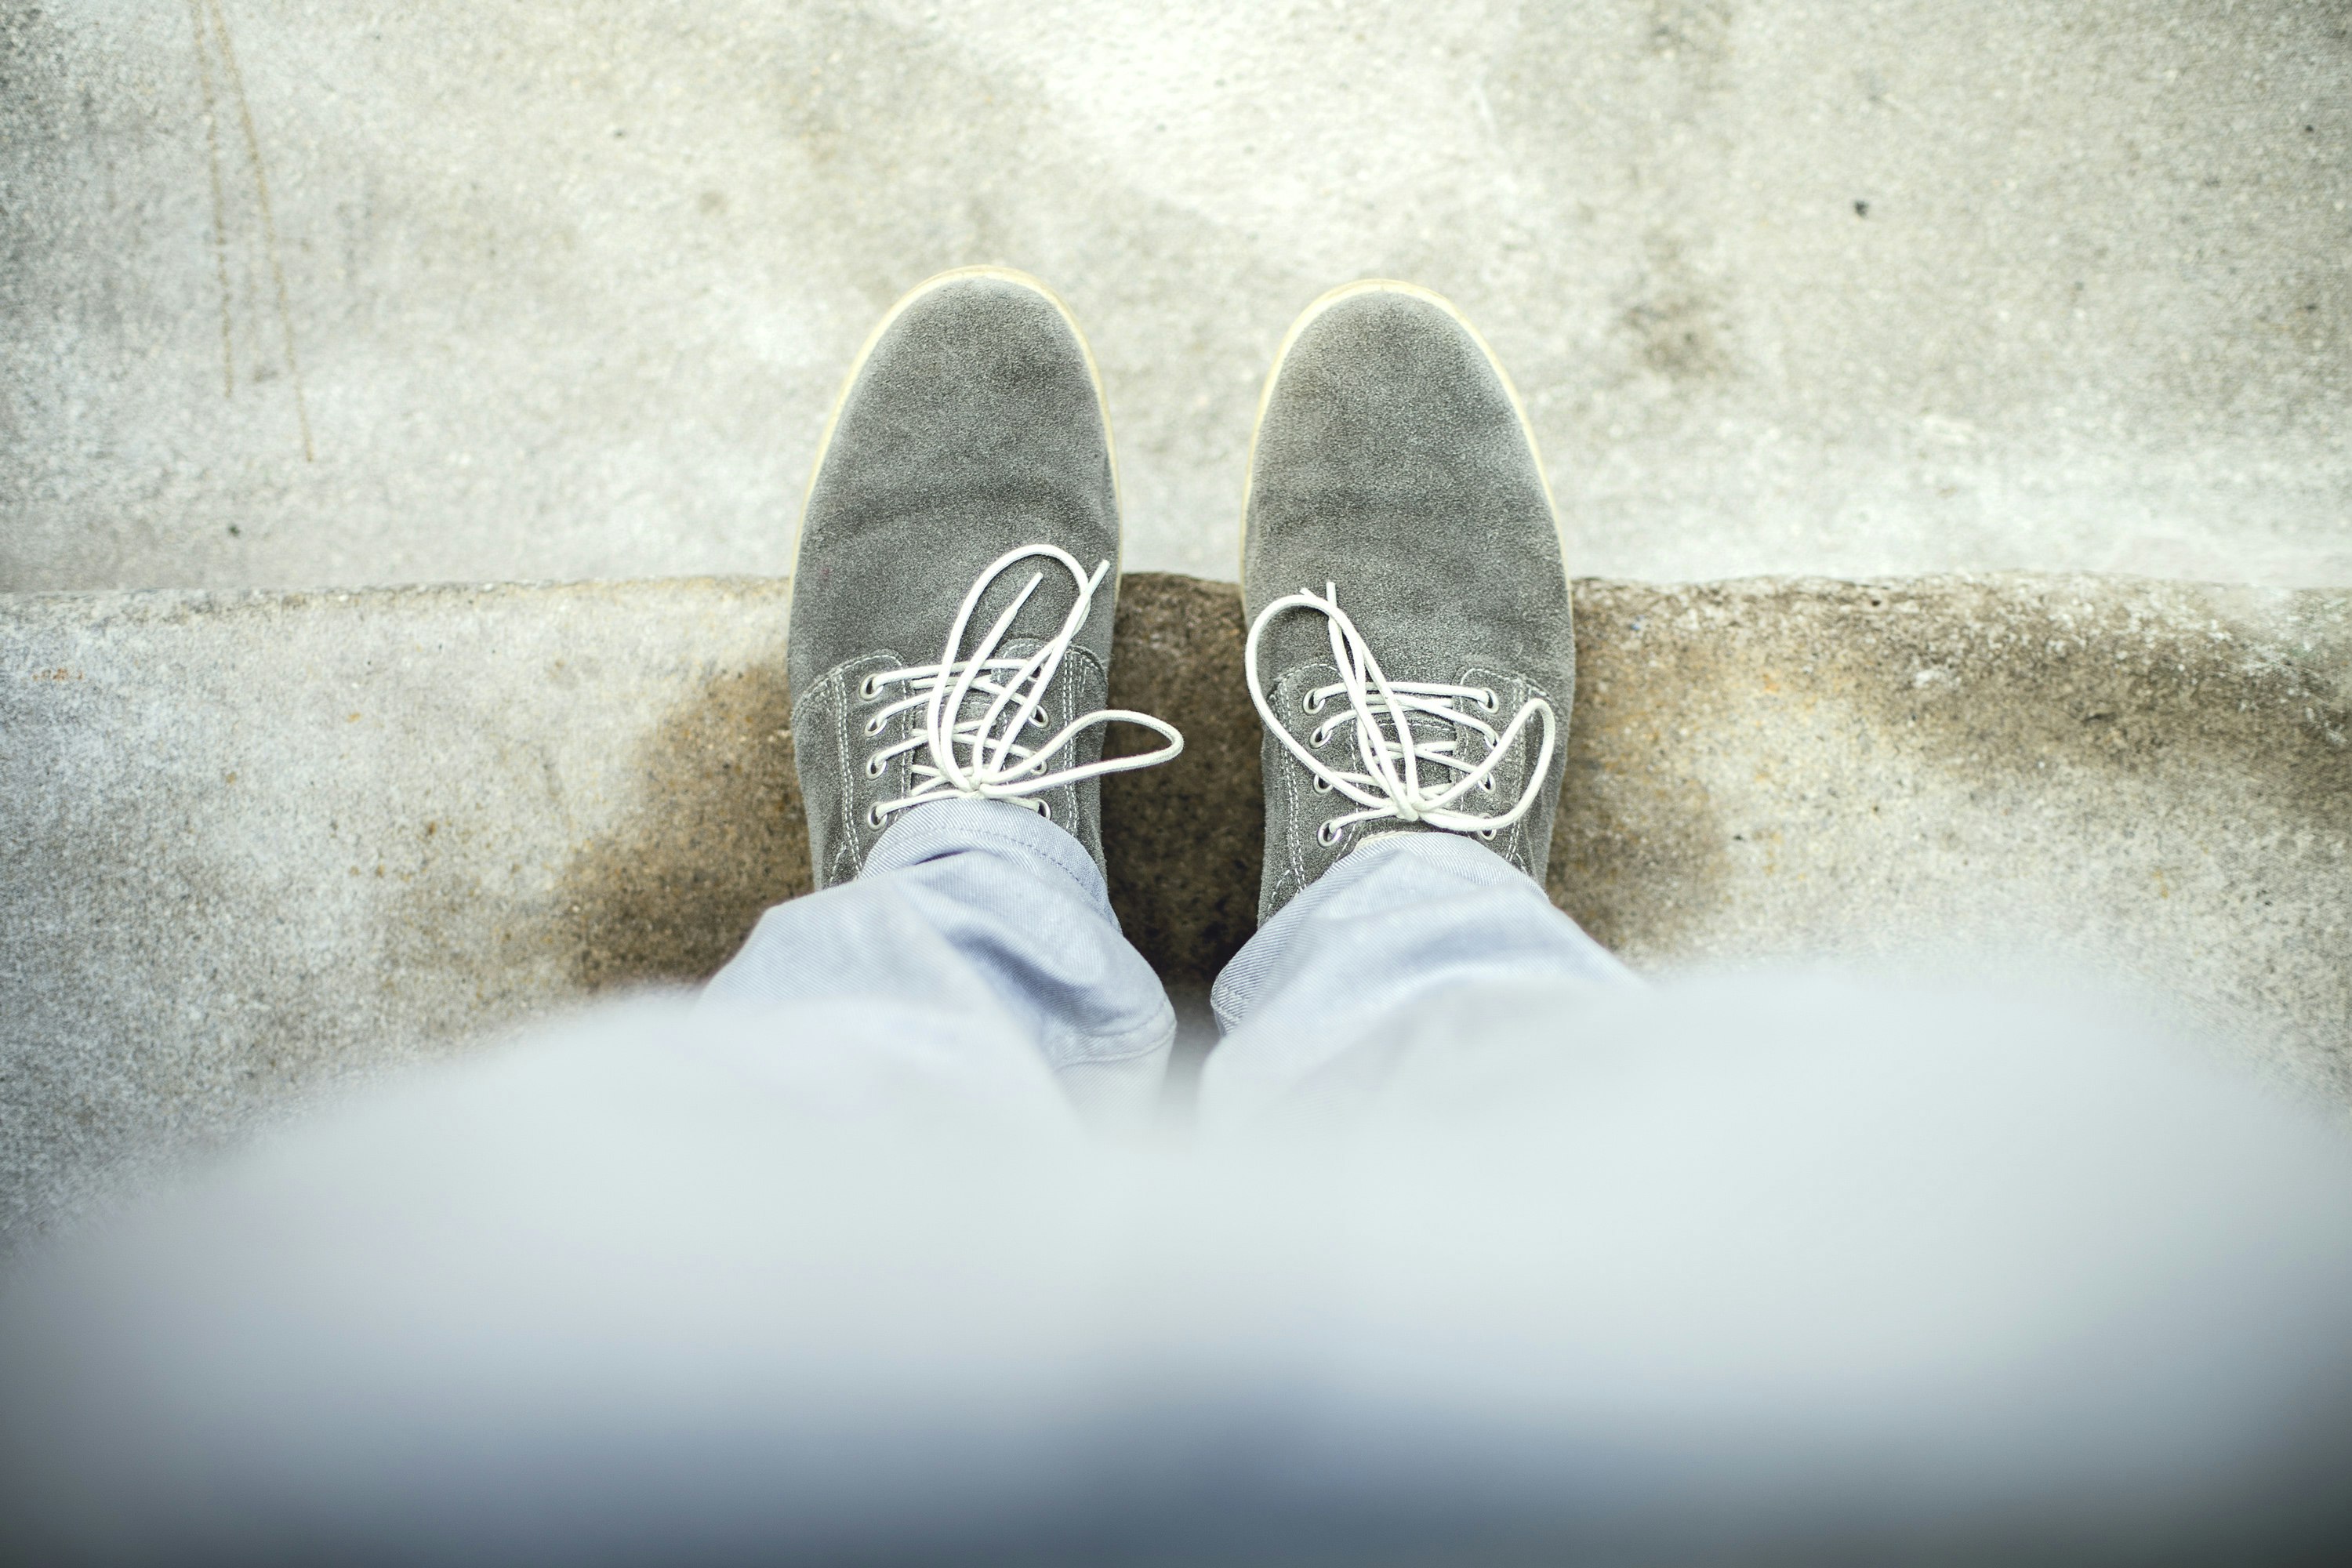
left=1246, top=583, right=1556, bottom=848
left=858, top=544, right=1183, bottom=828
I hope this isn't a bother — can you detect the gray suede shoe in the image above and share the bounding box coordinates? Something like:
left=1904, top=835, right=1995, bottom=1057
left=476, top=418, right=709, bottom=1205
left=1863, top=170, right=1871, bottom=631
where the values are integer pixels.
left=789, top=267, right=1181, bottom=889
left=1240, top=281, right=1573, bottom=922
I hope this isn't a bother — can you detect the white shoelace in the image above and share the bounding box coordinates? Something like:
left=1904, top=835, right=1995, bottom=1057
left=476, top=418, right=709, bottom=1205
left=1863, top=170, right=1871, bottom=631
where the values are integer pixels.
left=857, top=544, right=1184, bottom=828
left=1246, top=583, right=1556, bottom=848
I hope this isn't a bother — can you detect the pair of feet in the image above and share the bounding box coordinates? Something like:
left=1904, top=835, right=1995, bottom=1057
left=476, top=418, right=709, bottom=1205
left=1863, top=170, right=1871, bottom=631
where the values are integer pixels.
left=788, top=268, right=1573, bottom=921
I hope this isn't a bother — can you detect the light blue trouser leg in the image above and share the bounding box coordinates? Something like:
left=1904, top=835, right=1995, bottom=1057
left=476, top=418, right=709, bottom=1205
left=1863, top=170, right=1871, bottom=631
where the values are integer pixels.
left=1201, top=830, right=1636, bottom=1128
left=702, top=797, right=1174, bottom=1126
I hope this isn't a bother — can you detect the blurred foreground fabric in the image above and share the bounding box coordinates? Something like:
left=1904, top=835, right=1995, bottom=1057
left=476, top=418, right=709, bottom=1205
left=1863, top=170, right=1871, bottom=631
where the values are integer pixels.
left=5, top=966, right=2349, bottom=1563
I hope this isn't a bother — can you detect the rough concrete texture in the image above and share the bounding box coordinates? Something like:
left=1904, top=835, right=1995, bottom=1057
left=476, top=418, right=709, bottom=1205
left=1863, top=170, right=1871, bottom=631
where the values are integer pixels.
left=4, top=1, right=2347, bottom=593
left=5, top=571, right=2348, bottom=1250
left=1, top=578, right=815, bottom=1242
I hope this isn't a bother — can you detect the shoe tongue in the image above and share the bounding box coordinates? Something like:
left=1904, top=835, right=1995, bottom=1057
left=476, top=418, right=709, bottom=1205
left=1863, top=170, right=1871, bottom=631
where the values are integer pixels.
left=946, top=635, right=1050, bottom=731
left=1382, top=700, right=1474, bottom=760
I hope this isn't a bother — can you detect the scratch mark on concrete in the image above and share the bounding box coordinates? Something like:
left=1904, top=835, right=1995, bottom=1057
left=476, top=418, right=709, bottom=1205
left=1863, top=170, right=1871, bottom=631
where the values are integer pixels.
left=205, top=0, right=313, bottom=462
left=187, top=1, right=234, bottom=398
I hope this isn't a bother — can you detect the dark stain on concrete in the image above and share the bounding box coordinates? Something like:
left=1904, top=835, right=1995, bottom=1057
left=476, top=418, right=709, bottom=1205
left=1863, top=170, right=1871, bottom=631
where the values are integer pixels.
left=1559, top=575, right=2352, bottom=975
left=556, top=659, right=811, bottom=991
left=1101, top=573, right=1265, bottom=986
left=1621, top=230, right=1734, bottom=384
left=1551, top=576, right=2352, bottom=1076
left=1647, top=0, right=1734, bottom=74
left=1623, top=576, right=2352, bottom=825
left=1849, top=580, right=2349, bottom=811
left=530, top=574, right=2347, bottom=1047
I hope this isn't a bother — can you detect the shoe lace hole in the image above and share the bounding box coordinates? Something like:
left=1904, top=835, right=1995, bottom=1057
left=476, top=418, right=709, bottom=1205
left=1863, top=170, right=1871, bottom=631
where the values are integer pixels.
left=1478, top=828, right=1497, bottom=841
left=1479, top=775, right=1495, bottom=793
left=1316, top=822, right=1341, bottom=848
left=865, top=805, right=885, bottom=829
left=1480, top=688, right=1499, bottom=712
left=1310, top=725, right=1330, bottom=747
left=1302, top=691, right=1323, bottom=714
left=863, top=718, right=884, bottom=737
left=858, top=677, right=880, bottom=700
left=1312, top=775, right=1332, bottom=793
left=864, top=757, right=884, bottom=778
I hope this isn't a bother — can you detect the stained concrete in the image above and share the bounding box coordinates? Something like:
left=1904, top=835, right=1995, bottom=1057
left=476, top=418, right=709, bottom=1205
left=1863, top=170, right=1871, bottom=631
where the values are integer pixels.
left=5, top=1, right=2349, bottom=593
left=5, top=571, right=2347, bottom=1251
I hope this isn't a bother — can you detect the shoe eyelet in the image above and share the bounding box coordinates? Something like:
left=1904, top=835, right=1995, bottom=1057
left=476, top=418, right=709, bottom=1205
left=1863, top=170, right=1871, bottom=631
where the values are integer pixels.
left=1310, top=725, right=1331, bottom=747
left=858, top=676, right=880, bottom=701
left=863, top=717, right=885, bottom=737
left=1479, top=688, right=1500, bottom=712
left=1029, top=711, right=1047, bottom=728
left=1478, top=828, right=1497, bottom=841
left=1312, top=775, right=1333, bottom=793
left=1301, top=691, right=1324, bottom=715
left=865, top=804, right=886, bottom=829
left=1037, top=800, right=1051, bottom=822
left=1478, top=775, right=1495, bottom=793
left=864, top=757, right=885, bottom=779
left=1316, top=822, right=1342, bottom=848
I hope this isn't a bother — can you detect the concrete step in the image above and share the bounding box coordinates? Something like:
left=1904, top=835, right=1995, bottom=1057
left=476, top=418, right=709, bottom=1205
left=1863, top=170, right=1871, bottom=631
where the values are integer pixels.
left=4, top=572, right=2348, bottom=1248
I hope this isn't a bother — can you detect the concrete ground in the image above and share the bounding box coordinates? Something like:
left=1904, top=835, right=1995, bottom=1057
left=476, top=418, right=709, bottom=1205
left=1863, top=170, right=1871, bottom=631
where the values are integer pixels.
left=5, top=572, right=2347, bottom=1250
left=5, top=0, right=2348, bottom=593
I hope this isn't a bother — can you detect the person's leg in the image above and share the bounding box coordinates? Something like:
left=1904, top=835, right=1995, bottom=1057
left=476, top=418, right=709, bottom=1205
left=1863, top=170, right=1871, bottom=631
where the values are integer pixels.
left=705, top=796, right=1174, bottom=1123
left=1203, top=829, right=1631, bottom=1126
left=1203, top=277, right=1603, bottom=1127
left=719, top=263, right=1183, bottom=1123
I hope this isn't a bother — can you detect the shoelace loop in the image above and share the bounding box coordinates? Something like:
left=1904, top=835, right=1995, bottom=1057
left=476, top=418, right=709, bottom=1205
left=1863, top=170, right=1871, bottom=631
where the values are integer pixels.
left=1245, top=583, right=1555, bottom=848
left=860, top=544, right=1183, bottom=827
